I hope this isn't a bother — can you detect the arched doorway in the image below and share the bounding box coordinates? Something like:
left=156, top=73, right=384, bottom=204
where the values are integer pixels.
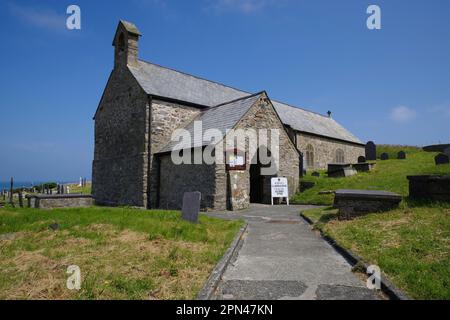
left=250, top=147, right=272, bottom=203
left=250, top=161, right=263, bottom=203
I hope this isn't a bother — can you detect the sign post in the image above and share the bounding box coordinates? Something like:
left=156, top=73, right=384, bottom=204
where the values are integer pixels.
left=271, top=177, right=289, bottom=206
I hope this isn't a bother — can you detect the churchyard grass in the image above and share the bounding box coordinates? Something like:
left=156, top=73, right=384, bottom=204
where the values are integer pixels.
left=0, top=206, right=243, bottom=299
left=67, top=182, right=92, bottom=195
left=292, top=147, right=450, bottom=205
left=301, top=204, right=450, bottom=299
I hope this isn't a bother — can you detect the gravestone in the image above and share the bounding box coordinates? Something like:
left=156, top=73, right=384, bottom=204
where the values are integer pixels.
left=358, top=156, right=366, bottom=163
left=380, top=153, right=389, bottom=160
left=408, top=175, right=450, bottom=202
left=435, top=153, right=449, bottom=165
left=327, top=164, right=357, bottom=178
left=334, top=189, right=402, bottom=220
left=181, top=192, right=201, bottom=223
left=352, top=162, right=376, bottom=172
left=300, top=181, right=316, bottom=192
left=365, top=141, right=377, bottom=161
left=444, top=147, right=450, bottom=157
left=312, top=172, right=320, bottom=177
left=49, top=223, right=60, bottom=231
left=397, top=151, right=406, bottom=160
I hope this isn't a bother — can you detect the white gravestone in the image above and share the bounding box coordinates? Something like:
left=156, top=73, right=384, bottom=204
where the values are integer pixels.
left=271, top=177, right=289, bottom=206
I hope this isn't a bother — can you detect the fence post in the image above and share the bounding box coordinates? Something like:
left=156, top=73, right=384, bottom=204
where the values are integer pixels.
left=18, top=190, right=24, bottom=208
left=9, top=177, right=14, bottom=207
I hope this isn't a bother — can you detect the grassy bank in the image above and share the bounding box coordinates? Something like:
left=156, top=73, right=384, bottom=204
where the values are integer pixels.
left=0, top=206, right=242, bottom=300
left=302, top=204, right=450, bottom=299
left=292, top=147, right=450, bottom=205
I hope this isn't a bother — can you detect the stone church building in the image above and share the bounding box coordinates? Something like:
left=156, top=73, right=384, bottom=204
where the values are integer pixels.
left=92, top=21, right=365, bottom=211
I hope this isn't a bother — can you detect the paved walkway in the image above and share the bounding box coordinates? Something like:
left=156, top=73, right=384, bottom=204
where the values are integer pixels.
left=206, top=204, right=379, bottom=300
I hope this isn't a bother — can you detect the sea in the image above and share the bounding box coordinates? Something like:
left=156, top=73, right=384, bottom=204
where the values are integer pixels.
left=0, top=181, right=76, bottom=191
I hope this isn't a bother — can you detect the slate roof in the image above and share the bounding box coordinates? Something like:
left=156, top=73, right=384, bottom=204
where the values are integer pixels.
left=128, top=59, right=363, bottom=145
left=159, top=93, right=263, bottom=153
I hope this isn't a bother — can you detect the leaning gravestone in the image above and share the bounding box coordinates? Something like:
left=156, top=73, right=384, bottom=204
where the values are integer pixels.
left=435, top=153, right=449, bottom=165
left=397, top=151, right=406, bottom=160
left=358, top=156, right=366, bottom=163
left=365, top=141, right=377, bottom=161
left=182, top=192, right=201, bottom=223
left=380, top=153, right=389, bottom=160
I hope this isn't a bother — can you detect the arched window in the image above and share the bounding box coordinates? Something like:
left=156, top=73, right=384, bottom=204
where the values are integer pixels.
left=118, top=33, right=125, bottom=52
left=335, top=149, right=345, bottom=164
left=305, top=144, right=314, bottom=168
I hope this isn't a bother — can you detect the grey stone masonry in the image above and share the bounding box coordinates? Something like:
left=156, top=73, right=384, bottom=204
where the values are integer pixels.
left=296, top=133, right=365, bottom=170
left=92, top=66, right=150, bottom=208
left=215, top=93, right=300, bottom=209
left=334, top=189, right=402, bottom=220
left=26, top=194, right=94, bottom=209
left=407, top=175, right=450, bottom=202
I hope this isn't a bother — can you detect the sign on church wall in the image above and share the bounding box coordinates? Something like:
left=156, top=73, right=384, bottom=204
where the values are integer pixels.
left=226, top=149, right=246, bottom=171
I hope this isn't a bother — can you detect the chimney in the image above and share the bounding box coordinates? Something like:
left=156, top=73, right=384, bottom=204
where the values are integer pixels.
left=327, top=111, right=332, bottom=118
left=112, top=20, right=141, bottom=68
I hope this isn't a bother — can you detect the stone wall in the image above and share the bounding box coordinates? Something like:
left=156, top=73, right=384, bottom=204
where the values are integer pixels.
left=92, top=67, right=150, bottom=207
left=148, top=99, right=201, bottom=208
left=296, top=133, right=365, bottom=170
left=215, top=94, right=300, bottom=209
left=27, top=195, right=94, bottom=209
left=228, top=171, right=250, bottom=211
left=158, top=153, right=216, bottom=210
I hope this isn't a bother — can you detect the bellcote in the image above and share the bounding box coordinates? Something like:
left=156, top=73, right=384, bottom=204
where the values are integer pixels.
left=112, top=20, right=141, bottom=68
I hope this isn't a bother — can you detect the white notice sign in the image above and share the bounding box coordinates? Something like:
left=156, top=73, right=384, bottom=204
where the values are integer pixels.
left=271, top=177, right=289, bottom=206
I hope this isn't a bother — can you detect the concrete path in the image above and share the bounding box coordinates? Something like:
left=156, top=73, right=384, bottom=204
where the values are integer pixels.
left=206, top=204, right=380, bottom=300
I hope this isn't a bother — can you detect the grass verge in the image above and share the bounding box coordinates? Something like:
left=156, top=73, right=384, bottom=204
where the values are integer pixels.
left=0, top=206, right=243, bottom=300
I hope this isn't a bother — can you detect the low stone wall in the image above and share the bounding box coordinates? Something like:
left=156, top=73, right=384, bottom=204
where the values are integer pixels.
left=26, top=194, right=94, bottom=209
left=407, top=175, right=450, bottom=202
left=334, top=189, right=402, bottom=220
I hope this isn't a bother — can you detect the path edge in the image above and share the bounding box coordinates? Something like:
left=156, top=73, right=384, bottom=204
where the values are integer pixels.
left=300, top=213, right=410, bottom=300
left=197, top=223, right=248, bottom=300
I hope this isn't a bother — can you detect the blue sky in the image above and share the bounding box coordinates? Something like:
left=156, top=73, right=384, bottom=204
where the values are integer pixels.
left=0, top=0, right=450, bottom=181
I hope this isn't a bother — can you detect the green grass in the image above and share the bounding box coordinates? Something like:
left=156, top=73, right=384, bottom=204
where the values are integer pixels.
left=292, top=147, right=450, bottom=205
left=302, top=204, right=450, bottom=299
left=0, top=206, right=243, bottom=300
left=68, top=183, right=92, bottom=195
left=376, top=145, right=423, bottom=159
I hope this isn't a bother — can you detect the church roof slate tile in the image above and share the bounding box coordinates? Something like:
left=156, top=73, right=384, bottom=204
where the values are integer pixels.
left=158, top=92, right=263, bottom=153
left=128, top=59, right=363, bottom=145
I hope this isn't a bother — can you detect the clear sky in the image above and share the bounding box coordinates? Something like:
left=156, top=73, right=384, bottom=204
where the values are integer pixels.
left=1, top=0, right=450, bottom=181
